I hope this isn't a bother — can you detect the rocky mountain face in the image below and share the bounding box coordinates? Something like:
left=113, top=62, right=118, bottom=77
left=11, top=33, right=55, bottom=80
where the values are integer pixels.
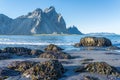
left=0, top=6, right=81, bottom=35
left=0, top=14, right=13, bottom=34
left=67, top=25, right=82, bottom=34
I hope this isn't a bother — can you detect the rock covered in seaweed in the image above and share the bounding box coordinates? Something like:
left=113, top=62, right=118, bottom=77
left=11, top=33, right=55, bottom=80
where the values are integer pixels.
left=74, top=37, right=112, bottom=47
left=8, top=61, right=37, bottom=72
left=2, top=47, right=31, bottom=53
left=40, top=44, right=71, bottom=59
left=2, top=47, right=43, bottom=56
left=0, top=53, right=11, bottom=60
left=75, top=62, right=120, bottom=77
left=44, top=44, right=63, bottom=52
left=30, top=49, right=43, bottom=56
left=23, top=60, right=64, bottom=80
left=39, top=51, right=71, bottom=59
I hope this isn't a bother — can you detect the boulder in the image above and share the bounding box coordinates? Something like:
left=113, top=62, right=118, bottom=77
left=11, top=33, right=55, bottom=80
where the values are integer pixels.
left=39, top=51, right=71, bottom=59
left=0, top=53, right=11, bottom=60
left=8, top=61, right=37, bottom=72
left=30, top=49, right=43, bottom=56
left=23, top=60, right=64, bottom=80
left=2, top=47, right=31, bottom=54
left=44, top=44, right=63, bottom=52
left=75, top=62, right=120, bottom=77
left=75, top=37, right=112, bottom=47
left=2, top=47, right=43, bottom=56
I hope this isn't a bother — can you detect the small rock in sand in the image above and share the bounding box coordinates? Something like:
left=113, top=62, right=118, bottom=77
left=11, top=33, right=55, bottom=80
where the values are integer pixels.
left=83, top=76, right=100, bottom=80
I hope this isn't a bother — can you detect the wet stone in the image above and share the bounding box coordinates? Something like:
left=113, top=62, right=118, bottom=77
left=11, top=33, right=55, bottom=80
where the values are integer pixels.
left=23, top=60, right=64, bottom=80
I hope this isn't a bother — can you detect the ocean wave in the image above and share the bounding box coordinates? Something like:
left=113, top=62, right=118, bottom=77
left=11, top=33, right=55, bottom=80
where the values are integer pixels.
left=0, top=38, right=10, bottom=41
left=0, top=42, right=74, bottom=46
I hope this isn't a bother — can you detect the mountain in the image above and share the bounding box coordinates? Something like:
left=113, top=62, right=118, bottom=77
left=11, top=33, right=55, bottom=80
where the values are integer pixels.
left=67, top=25, right=82, bottom=34
left=0, top=6, right=81, bottom=35
left=0, top=14, right=13, bottom=34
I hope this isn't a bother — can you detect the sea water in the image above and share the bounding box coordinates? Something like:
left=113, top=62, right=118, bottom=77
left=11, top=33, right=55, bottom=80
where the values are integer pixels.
left=0, top=34, right=120, bottom=51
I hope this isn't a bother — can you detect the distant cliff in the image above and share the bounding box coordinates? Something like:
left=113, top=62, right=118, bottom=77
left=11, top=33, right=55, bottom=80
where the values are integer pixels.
left=0, top=6, right=81, bottom=35
left=67, top=25, right=82, bottom=34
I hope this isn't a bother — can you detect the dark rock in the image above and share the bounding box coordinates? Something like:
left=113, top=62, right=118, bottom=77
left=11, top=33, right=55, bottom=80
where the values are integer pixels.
left=74, top=66, right=85, bottom=72
left=0, top=53, right=11, bottom=60
left=74, top=43, right=81, bottom=47
left=44, top=44, right=63, bottom=52
left=81, top=59, right=94, bottom=62
left=30, top=49, right=43, bottom=56
left=23, top=60, right=64, bottom=80
left=8, top=61, right=37, bottom=72
left=2, top=47, right=31, bottom=54
left=74, top=37, right=112, bottom=47
left=2, top=47, right=43, bottom=57
left=83, top=76, right=100, bottom=80
left=39, top=51, right=71, bottom=59
left=75, top=62, right=120, bottom=77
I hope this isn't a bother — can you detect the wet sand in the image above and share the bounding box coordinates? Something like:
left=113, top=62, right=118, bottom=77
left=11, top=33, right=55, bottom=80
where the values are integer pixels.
left=1, top=50, right=120, bottom=80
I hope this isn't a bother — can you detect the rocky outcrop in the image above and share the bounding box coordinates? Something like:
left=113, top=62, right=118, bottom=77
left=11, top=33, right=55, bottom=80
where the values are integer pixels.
left=75, top=62, right=120, bottom=77
left=2, top=47, right=43, bottom=56
left=23, top=60, right=64, bottom=80
left=44, top=44, right=63, bottom=52
left=40, top=44, right=71, bottom=59
left=30, top=49, right=43, bottom=56
left=39, top=51, right=71, bottom=59
left=8, top=61, right=37, bottom=72
left=67, top=25, right=82, bottom=34
left=2, top=47, right=31, bottom=54
left=0, top=53, right=11, bottom=60
left=74, top=37, right=112, bottom=47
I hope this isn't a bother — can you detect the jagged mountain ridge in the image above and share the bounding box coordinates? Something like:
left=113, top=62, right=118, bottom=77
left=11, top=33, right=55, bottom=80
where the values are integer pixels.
left=0, top=14, right=13, bottom=34
left=67, top=25, right=82, bottom=34
left=0, top=6, right=81, bottom=35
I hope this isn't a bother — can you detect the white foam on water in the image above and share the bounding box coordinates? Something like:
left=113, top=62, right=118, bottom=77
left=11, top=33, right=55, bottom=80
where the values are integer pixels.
left=0, top=42, right=74, bottom=46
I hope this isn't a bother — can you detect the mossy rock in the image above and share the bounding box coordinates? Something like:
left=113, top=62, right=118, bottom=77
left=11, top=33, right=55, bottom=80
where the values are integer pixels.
left=74, top=37, right=112, bottom=47
left=0, top=53, right=11, bottom=60
left=30, top=49, right=43, bottom=56
left=8, top=61, right=37, bottom=72
left=39, top=51, right=71, bottom=59
left=23, top=60, right=64, bottom=80
left=2, top=47, right=31, bottom=54
left=75, top=62, right=120, bottom=77
left=44, top=44, right=63, bottom=52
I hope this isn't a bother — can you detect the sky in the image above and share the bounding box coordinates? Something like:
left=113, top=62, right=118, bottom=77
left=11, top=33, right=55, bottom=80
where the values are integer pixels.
left=0, top=0, right=120, bottom=34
